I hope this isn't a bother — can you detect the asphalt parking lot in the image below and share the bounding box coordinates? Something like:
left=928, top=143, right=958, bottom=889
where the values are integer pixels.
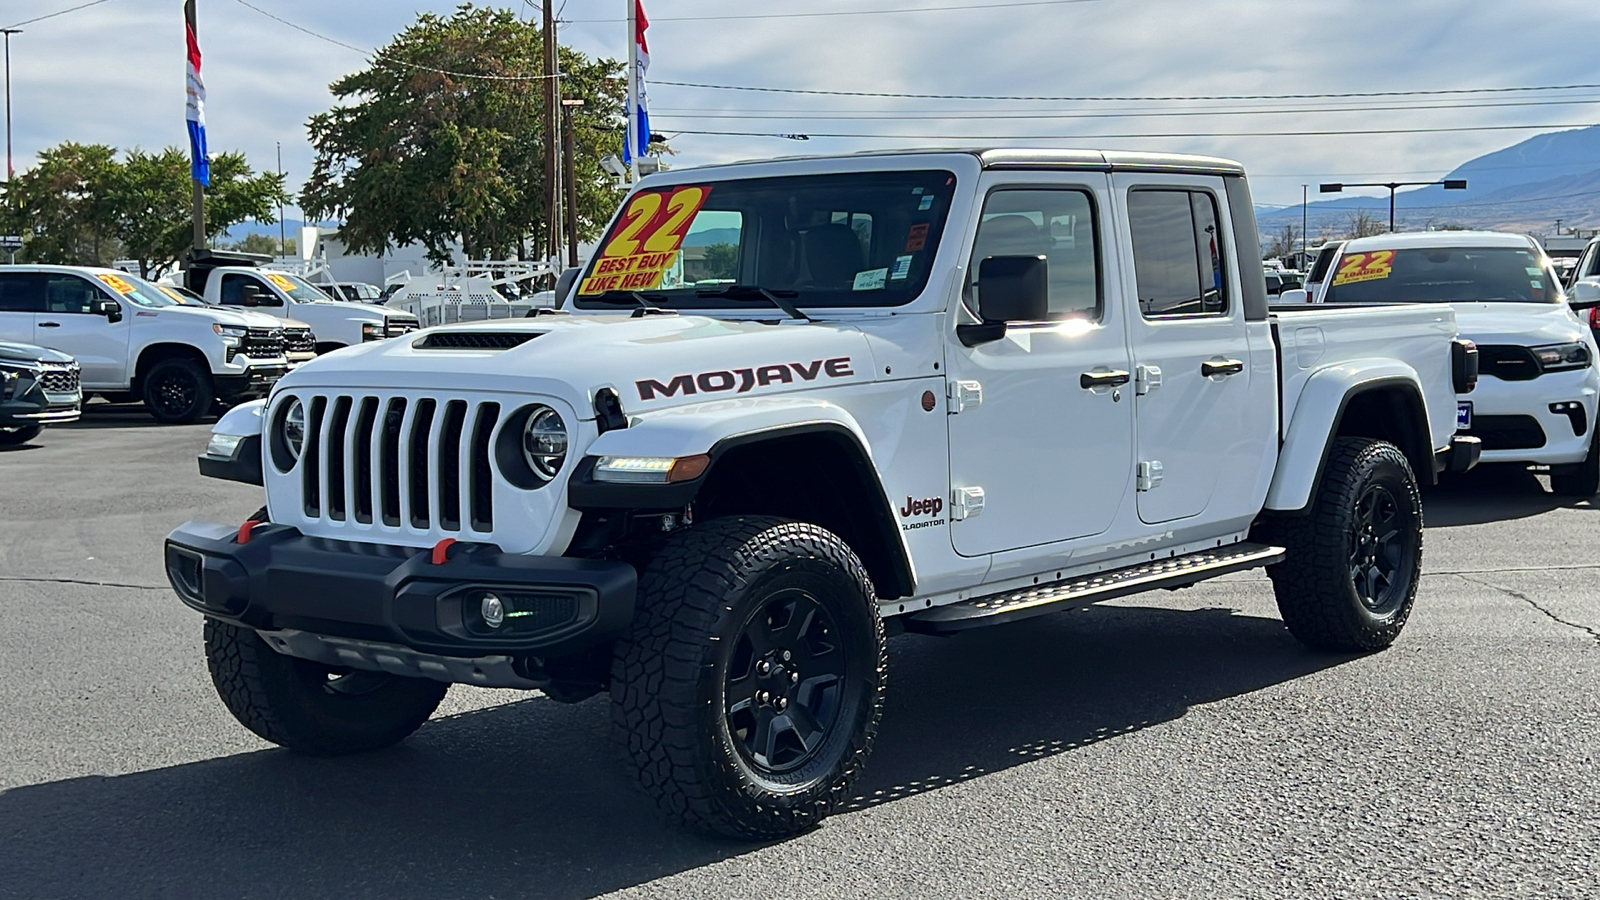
left=1, top=405, right=1597, bottom=900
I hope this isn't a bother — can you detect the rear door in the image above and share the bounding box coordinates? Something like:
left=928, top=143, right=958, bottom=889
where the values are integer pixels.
left=0, top=272, right=44, bottom=344
left=37, top=273, right=132, bottom=388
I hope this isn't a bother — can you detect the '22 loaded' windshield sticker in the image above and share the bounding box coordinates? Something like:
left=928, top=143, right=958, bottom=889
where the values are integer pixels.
left=1331, top=250, right=1396, bottom=286
left=580, top=185, right=713, bottom=295
left=95, top=273, right=136, bottom=294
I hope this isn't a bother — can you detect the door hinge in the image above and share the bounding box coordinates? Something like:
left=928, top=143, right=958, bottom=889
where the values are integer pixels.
left=946, top=380, right=982, bottom=414
left=1137, top=460, right=1164, bottom=492
left=950, top=486, right=986, bottom=521
left=1135, top=364, right=1162, bottom=395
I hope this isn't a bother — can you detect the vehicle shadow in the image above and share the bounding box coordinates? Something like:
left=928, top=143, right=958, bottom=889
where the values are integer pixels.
left=0, top=606, right=1346, bottom=900
left=0, top=443, right=42, bottom=454
left=1424, top=464, right=1599, bottom=527
left=52, top=402, right=216, bottom=430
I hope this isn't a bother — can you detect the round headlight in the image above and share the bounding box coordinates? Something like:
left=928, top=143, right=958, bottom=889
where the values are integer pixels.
left=522, top=406, right=568, bottom=479
left=283, top=398, right=306, bottom=462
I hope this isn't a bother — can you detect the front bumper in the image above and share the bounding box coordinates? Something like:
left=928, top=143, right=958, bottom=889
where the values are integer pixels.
left=213, top=364, right=288, bottom=400
left=1459, top=369, right=1597, bottom=465
left=164, top=521, right=637, bottom=684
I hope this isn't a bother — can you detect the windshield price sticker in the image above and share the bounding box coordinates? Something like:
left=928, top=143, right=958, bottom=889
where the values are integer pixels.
left=95, top=273, right=136, bottom=294
left=266, top=273, right=298, bottom=292
left=1332, top=250, right=1396, bottom=286
left=580, top=185, right=713, bottom=295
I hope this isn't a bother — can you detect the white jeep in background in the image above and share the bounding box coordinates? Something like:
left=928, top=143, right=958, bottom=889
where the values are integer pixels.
left=0, top=265, right=291, bottom=423
left=167, top=149, right=1478, bottom=839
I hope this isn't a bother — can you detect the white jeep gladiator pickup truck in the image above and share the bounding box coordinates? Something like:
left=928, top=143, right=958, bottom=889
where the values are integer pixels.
left=165, top=149, right=1479, bottom=839
left=0, top=265, right=291, bottom=422
left=185, top=255, right=418, bottom=353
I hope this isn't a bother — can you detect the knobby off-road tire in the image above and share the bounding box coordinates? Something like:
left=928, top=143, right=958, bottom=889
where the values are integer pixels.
left=204, top=618, right=448, bottom=755
left=0, top=425, right=43, bottom=446
left=142, top=357, right=214, bottom=424
left=611, top=516, right=887, bottom=840
left=1263, top=437, right=1423, bottom=652
left=1550, top=432, right=1600, bottom=497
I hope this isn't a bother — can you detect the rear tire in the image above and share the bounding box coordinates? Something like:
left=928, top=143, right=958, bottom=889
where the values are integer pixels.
left=1263, top=438, right=1423, bottom=652
left=0, top=425, right=43, bottom=445
left=1550, top=433, right=1600, bottom=497
left=611, top=516, right=886, bottom=839
left=142, top=357, right=214, bottom=424
left=204, top=618, right=448, bottom=755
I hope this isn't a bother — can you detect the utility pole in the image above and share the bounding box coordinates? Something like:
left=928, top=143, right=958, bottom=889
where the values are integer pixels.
left=2, top=28, right=18, bottom=183
left=185, top=0, right=205, bottom=252
left=542, top=0, right=559, bottom=264
left=562, top=98, right=583, bottom=268
left=276, top=141, right=286, bottom=257
left=1300, top=184, right=1308, bottom=268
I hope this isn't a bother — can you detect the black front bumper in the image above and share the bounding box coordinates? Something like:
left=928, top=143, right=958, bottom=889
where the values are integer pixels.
left=164, top=521, right=637, bottom=662
left=213, top=365, right=288, bottom=400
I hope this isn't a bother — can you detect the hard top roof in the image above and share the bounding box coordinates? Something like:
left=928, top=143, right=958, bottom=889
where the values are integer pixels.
left=1342, top=231, right=1539, bottom=252
left=662, top=148, right=1245, bottom=178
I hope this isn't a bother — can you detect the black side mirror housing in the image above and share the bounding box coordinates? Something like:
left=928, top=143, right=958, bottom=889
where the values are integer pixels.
left=959, top=255, right=1049, bottom=346
left=93, top=298, right=122, bottom=322
left=554, top=267, right=581, bottom=305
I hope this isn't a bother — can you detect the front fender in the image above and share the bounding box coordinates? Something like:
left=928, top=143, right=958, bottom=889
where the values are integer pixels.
left=1266, top=360, right=1427, bottom=512
left=198, top=398, right=268, bottom=485
left=584, top=395, right=872, bottom=460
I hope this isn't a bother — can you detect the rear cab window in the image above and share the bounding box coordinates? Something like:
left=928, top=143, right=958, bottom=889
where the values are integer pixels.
left=1127, top=188, right=1229, bottom=318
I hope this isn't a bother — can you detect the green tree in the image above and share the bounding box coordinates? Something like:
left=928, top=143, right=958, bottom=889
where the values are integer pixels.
left=226, top=232, right=294, bottom=257
left=113, top=147, right=287, bottom=279
left=701, top=242, right=738, bottom=279
left=300, top=4, right=631, bottom=266
left=0, top=142, right=122, bottom=265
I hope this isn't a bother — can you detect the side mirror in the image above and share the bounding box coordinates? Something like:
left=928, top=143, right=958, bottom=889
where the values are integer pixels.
left=1568, top=280, right=1600, bottom=311
left=1277, top=288, right=1310, bottom=304
left=554, top=267, right=581, bottom=305
left=959, top=255, right=1048, bottom=346
left=93, top=298, right=122, bottom=322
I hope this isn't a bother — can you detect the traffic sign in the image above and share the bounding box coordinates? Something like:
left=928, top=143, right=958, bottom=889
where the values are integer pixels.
left=0, top=235, right=21, bottom=253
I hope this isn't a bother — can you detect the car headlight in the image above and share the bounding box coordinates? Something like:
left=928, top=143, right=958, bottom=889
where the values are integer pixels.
left=1532, top=341, right=1592, bottom=372
left=205, top=433, right=246, bottom=459
left=283, top=398, right=306, bottom=462
left=362, top=322, right=381, bottom=341
left=522, top=406, right=568, bottom=478
left=213, top=323, right=247, bottom=341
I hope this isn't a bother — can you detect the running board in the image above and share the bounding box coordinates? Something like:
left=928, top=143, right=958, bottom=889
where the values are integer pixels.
left=902, top=542, right=1286, bottom=634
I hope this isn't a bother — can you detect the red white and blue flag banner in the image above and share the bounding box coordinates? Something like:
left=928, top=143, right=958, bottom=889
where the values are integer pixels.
left=623, top=0, right=650, bottom=164
left=185, top=18, right=210, bottom=186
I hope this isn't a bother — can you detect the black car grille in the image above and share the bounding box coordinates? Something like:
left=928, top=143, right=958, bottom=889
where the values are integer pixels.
left=242, top=327, right=285, bottom=358
left=284, top=329, right=315, bottom=354
left=39, top=364, right=80, bottom=394
left=414, top=332, right=539, bottom=350
left=1464, top=415, right=1547, bottom=450
left=386, top=318, right=420, bottom=338
left=1476, top=345, right=1543, bottom=381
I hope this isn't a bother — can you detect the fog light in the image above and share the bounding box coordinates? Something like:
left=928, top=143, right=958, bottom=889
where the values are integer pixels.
left=480, top=593, right=505, bottom=629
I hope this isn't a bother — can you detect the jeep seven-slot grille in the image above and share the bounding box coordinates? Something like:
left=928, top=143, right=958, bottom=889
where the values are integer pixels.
left=298, top=393, right=501, bottom=532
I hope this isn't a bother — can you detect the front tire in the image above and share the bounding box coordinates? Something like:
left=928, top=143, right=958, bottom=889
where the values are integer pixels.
left=142, top=357, right=214, bottom=424
left=204, top=619, right=448, bottom=755
left=0, top=425, right=43, bottom=446
left=611, top=516, right=886, bottom=839
left=1550, top=433, right=1600, bottom=497
left=1263, top=438, right=1423, bottom=652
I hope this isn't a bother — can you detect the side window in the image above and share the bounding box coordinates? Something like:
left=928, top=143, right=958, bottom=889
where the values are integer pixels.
left=967, top=188, right=1101, bottom=320
left=1128, top=188, right=1229, bottom=318
left=44, top=275, right=106, bottom=315
left=0, top=273, right=45, bottom=312
left=219, top=273, right=280, bottom=307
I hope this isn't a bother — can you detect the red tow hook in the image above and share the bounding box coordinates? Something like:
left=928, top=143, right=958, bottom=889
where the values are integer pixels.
left=237, top=519, right=263, bottom=544
left=431, top=537, right=458, bottom=565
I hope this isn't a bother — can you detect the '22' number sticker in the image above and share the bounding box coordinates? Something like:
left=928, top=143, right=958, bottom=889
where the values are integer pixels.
left=1332, top=250, right=1396, bottom=287
left=602, top=186, right=712, bottom=258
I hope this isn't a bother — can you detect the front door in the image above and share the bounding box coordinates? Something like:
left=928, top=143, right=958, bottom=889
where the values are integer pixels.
left=36, top=273, right=131, bottom=388
left=0, top=272, right=44, bottom=344
left=946, top=175, right=1135, bottom=557
left=1114, top=175, right=1255, bottom=524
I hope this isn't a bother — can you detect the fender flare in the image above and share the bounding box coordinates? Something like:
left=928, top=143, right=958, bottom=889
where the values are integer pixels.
left=1265, top=364, right=1433, bottom=513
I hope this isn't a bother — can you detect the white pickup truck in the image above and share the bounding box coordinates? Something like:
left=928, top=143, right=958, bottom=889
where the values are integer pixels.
left=185, top=257, right=418, bottom=353
left=165, top=149, right=1479, bottom=839
left=0, top=265, right=291, bottom=422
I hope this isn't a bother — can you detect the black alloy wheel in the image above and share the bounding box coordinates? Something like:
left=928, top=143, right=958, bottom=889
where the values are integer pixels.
left=724, top=588, right=848, bottom=775
left=1349, top=483, right=1412, bottom=616
left=142, top=358, right=214, bottom=424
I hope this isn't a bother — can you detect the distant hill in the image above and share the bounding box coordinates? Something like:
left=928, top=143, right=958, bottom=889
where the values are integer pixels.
left=1258, top=125, right=1600, bottom=240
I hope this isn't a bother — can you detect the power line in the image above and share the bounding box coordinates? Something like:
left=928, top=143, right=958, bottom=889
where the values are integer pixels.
left=656, top=80, right=1600, bottom=104
left=565, top=0, right=1106, bottom=23
left=667, top=122, right=1600, bottom=140
left=231, top=0, right=561, bottom=82
left=3, top=0, right=116, bottom=30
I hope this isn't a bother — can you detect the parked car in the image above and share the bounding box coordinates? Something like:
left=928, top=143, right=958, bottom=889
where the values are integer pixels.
left=1302, top=241, right=1344, bottom=302
left=321, top=281, right=386, bottom=304
left=1303, top=231, right=1600, bottom=494
left=0, top=265, right=291, bottom=423
left=1264, top=269, right=1303, bottom=298
left=0, top=340, right=81, bottom=445
left=157, top=283, right=318, bottom=369
left=1565, top=234, right=1600, bottom=334
left=167, top=147, right=1477, bottom=840
left=184, top=256, right=417, bottom=353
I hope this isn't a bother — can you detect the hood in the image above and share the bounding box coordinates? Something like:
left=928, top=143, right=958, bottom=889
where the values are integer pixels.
left=275, top=314, right=876, bottom=417
left=301, top=298, right=413, bottom=321
left=137, top=304, right=263, bottom=329
left=1448, top=302, right=1589, bottom=347
left=0, top=340, right=74, bottom=364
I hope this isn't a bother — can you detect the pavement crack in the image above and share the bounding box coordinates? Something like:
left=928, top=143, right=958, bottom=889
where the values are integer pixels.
left=0, top=576, right=169, bottom=592
left=1455, top=573, right=1600, bottom=645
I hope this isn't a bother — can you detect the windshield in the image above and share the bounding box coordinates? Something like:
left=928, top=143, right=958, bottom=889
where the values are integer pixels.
left=575, top=170, right=958, bottom=311
left=94, top=272, right=180, bottom=308
left=1322, top=246, right=1561, bottom=304
left=264, top=272, right=333, bottom=302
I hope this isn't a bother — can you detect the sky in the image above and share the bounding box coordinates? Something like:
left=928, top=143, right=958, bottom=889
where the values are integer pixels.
left=3, top=0, right=1599, bottom=219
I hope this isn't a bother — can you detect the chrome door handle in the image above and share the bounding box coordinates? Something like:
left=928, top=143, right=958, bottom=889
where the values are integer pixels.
left=1201, top=359, right=1245, bottom=377
left=38, top=321, right=61, bottom=328
left=1080, top=369, right=1131, bottom=390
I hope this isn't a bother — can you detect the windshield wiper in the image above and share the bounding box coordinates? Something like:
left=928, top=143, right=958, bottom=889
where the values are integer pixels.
left=695, top=284, right=812, bottom=321
left=587, top=290, right=673, bottom=315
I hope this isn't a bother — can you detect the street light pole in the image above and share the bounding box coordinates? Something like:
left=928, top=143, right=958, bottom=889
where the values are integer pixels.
left=1300, top=183, right=1307, bottom=267
left=276, top=141, right=286, bottom=258
left=2, top=28, right=19, bottom=183
left=1320, top=179, right=1468, bottom=233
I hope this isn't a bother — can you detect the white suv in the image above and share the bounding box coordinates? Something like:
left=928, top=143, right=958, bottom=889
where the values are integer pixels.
left=1312, top=232, right=1600, bottom=493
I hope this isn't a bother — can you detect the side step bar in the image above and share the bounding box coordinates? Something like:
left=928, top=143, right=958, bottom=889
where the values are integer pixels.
left=902, top=542, right=1286, bottom=634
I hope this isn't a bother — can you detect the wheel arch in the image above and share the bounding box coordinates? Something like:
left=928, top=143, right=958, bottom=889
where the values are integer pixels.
left=133, top=342, right=212, bottom=392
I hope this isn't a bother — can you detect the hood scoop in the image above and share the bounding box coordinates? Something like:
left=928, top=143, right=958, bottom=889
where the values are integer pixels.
left=413, top=332, right=542, bottom=350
